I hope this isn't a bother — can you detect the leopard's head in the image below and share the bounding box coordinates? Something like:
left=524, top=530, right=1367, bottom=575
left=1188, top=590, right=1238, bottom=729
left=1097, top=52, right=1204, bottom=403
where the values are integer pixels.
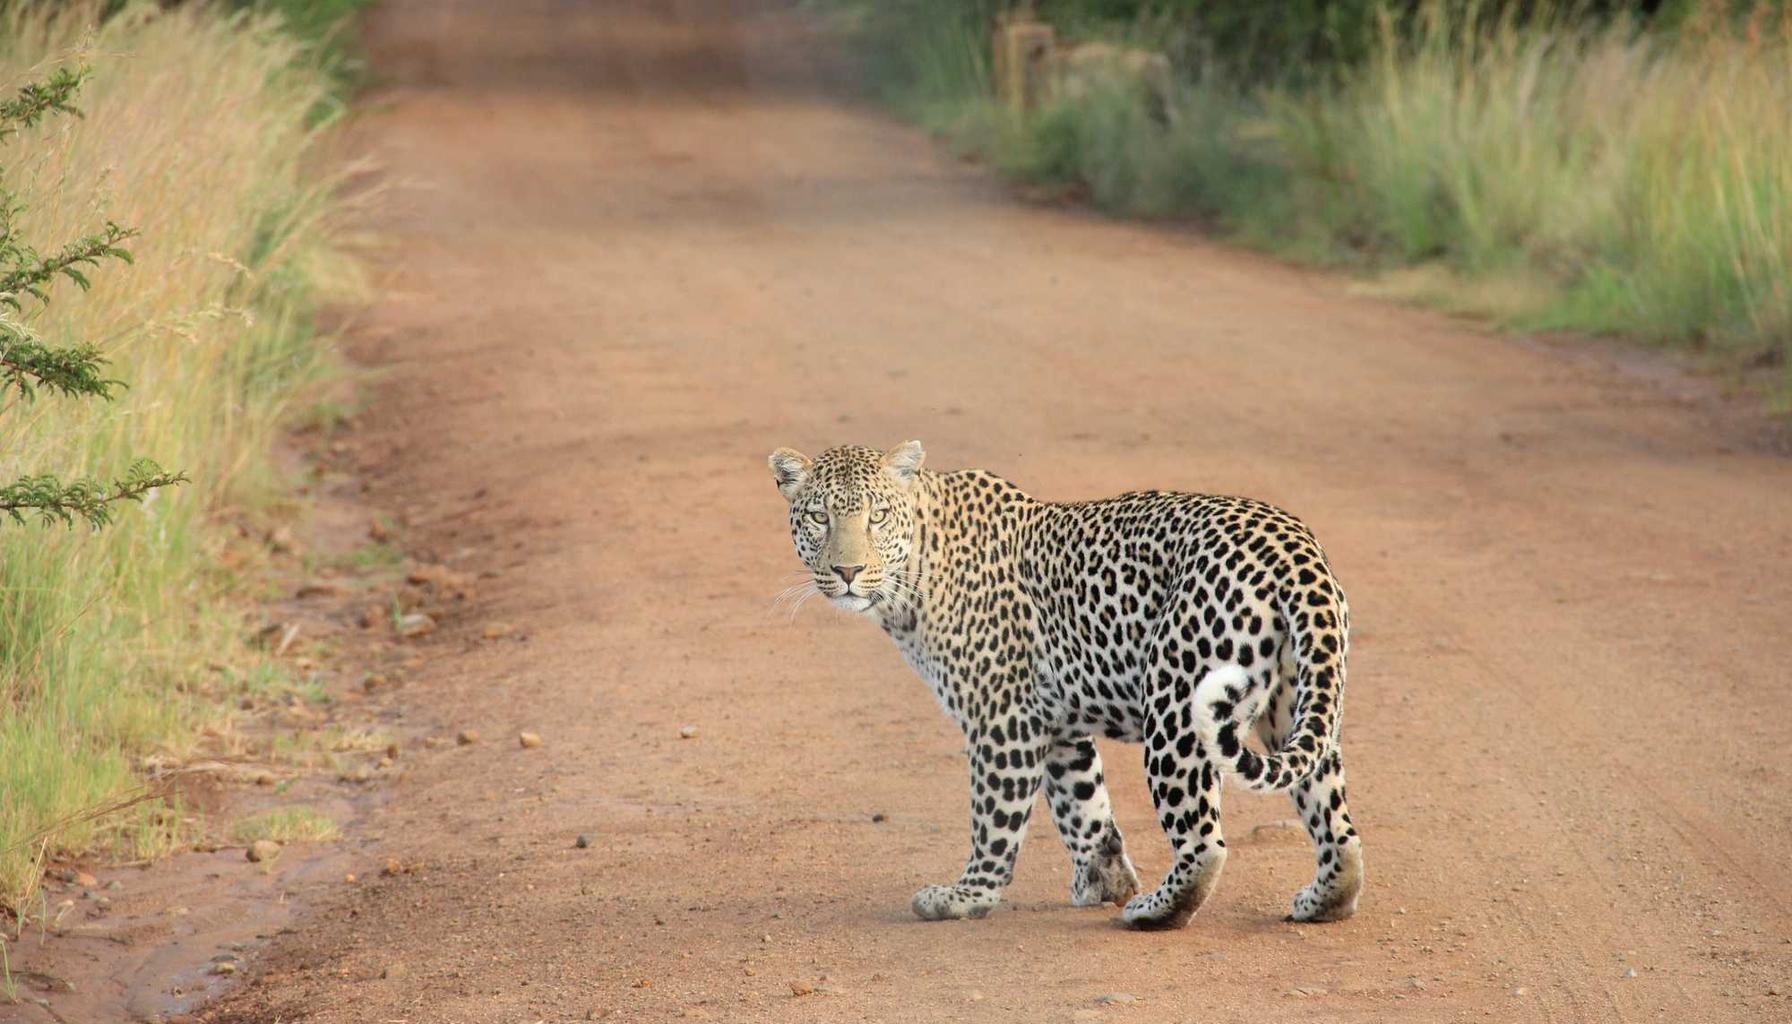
left=767, top=441, right=925, bottom=614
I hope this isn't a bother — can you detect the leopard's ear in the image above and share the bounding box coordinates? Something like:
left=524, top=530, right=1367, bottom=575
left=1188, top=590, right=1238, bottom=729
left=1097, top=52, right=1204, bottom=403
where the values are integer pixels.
left=768, top=448, right=812, bottom=500
left=883, top=440, right=925, bottom=485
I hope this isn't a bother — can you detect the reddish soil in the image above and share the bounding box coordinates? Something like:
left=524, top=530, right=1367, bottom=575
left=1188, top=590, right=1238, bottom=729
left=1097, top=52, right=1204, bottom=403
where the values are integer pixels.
left=17, top=1, right=1792, bottom=1021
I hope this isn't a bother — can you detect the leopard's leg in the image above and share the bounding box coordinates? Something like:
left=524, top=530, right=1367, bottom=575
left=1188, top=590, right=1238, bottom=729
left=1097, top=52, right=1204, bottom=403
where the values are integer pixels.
left=1043, top=734, right=1139, bottom=907
left=1253, top=663, right=1363, bottom=923
left=912, top=714, right=1049, bottom=922
left=1286, top=747, right=1363, bottom=922
left=1121, top=688, right=1230, bottom=930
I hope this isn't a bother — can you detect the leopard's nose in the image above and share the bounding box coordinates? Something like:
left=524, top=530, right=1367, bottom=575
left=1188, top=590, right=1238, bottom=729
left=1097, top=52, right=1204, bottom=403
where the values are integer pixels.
left=832, top=564, right=866, bottom=584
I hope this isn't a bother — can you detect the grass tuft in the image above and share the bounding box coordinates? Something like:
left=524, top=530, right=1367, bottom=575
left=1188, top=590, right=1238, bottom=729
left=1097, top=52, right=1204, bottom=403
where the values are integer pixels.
left=230, top=806, right=339, bottom=845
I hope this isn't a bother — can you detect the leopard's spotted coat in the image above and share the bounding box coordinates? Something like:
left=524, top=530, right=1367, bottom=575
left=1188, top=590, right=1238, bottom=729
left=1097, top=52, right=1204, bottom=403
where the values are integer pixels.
left=769, top=442, right=1363, bottom=929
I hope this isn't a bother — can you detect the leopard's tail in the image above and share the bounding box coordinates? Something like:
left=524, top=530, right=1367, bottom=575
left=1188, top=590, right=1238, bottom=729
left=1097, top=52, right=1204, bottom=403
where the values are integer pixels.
left=1193, top=582, right=1347, bottom=793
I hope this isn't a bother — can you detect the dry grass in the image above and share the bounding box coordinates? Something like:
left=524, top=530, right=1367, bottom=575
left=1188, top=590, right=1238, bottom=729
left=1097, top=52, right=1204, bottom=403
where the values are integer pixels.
left=1275, top=3, right=1792, bottom=373
left=0, top=2, right=359, bottom=910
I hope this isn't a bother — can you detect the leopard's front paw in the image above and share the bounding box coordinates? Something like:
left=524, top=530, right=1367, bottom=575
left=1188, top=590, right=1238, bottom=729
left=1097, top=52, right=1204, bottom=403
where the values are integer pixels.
left=1071, top=845, right=1140, bottom=907
left=1118, top=850, right=1225, bottom=931
left=911, top=884, right=1000, bottom=921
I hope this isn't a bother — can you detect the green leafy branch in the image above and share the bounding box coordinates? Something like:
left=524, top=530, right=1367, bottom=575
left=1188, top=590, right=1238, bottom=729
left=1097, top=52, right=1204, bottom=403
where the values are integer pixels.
left=0, top=66, right=86, bottom=143
left=0, top=460, right=186, bottom=530
left=0, top=66, right=184, bottom=531
left=0, top=220, right=137, bottom=309
left=1, top=321, right=120, bottom=402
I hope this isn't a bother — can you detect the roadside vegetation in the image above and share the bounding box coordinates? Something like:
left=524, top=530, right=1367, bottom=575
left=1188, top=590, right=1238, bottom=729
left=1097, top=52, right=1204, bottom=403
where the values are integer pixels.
left=0, top=1, right=364, bottom=914
left=825, top=1, right=1792, bottom=399
left=230, top=805, right=340, bottom=845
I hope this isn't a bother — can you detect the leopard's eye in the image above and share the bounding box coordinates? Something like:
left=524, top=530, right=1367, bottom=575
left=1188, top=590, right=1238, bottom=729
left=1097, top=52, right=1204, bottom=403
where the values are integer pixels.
left=805, top=510, right=828, bottom=526
left=868, top=507, right=889, bottom=525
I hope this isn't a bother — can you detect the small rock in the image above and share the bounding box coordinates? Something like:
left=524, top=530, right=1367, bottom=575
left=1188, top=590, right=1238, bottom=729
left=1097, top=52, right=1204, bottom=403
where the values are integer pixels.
left=574, top=834, right=593, bottom=849
left=381, top=857, right=403, bottom=876
left=788, top=979, right=816, bottom=997
left=518, top=731, right=543, bottom=749
left=296, top=580, right=342, bottom=598
left=75, top=871, right=98, bottom=887
left=1095, top=992, right=1138, bottom=1005
left=1513, top=987, right=1528, bottom=997
left=1286, top=987, right=1326, bottom=998
left=871, top=813, right=887, bottom=823
left=246, top=840, right=281, bottom=863
left=363, top=673, right=387, bottom=692
left=678, top=724, right=699, bottom=739
left=210, top=952, right=240, bottom=963
left=481, top=622, right=513, bottom=640
left=103, top=879, right=123, bottom=891
left=209, top=961, right=237, bottom=976
left=396, top=612, right=436, bottom=638
left=254, top=771, right=276, bottom=787
left=382, top=963, right=406, bottom=980
left=457, top=729, right=480, bottom=745
left=967, top=990, right=984, bottom=1002
left=423, top=735, right=447, bottom=749
left=368, top=518, right=390, bottom=542
left=344, top=873, right=358, bottom=883
left=1622, top=967, right=1637, bottom=979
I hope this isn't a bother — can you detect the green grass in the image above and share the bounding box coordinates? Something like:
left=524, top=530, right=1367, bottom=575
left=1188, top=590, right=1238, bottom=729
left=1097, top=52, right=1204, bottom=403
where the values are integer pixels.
left=230, top=805, right=339, bottom=844
left=826, top=0, right=1792, bottom=398
left=0, top=2, right=360, bottom=911
left=342, top=540, right=404, bottom=571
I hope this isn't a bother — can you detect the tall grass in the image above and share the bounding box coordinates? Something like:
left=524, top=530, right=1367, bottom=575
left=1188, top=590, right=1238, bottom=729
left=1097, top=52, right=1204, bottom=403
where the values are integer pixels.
left=826, top=0, right=998, bottom=127
left=830, top=1, right=1792, bottom=394
left=0, top=2, right=356, bottom=910
left=1277, top=4, right=1792, bottom=367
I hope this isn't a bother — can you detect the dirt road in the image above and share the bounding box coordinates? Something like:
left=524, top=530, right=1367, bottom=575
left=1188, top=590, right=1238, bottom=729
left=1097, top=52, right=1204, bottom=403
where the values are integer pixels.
left=211, top=2, right=1791, bottom=1021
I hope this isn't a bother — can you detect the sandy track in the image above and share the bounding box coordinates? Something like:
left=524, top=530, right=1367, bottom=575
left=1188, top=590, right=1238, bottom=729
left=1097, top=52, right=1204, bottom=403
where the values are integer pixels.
left=210, top=2, right=1791, bottom=1021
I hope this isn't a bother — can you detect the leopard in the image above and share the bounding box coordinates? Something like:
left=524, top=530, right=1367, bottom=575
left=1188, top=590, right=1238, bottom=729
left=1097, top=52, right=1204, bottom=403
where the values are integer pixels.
left=767, top=441, right=1364, bottom=930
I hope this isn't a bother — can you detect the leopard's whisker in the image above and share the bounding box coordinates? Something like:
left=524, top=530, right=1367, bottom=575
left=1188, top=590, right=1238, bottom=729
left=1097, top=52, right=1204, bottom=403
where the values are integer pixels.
left=787, top=586, right=823, bottom=622
left=771, top=579, right=821, bottom=618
